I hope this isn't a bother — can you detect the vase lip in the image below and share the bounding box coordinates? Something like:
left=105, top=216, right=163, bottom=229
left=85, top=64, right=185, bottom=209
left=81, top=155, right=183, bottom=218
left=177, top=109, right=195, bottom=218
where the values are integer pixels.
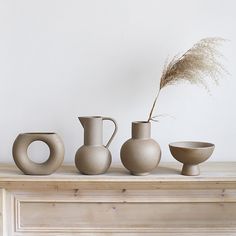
left=78, top=116, right=102, bottom=119
left=19, top=132, right=57, bottom=135
left=132, top=121, right=150, bottom=124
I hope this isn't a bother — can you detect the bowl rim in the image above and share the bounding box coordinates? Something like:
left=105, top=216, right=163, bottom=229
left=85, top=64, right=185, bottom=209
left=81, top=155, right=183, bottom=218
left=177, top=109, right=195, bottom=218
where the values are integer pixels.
left=169, top=141, right=215, bottom=149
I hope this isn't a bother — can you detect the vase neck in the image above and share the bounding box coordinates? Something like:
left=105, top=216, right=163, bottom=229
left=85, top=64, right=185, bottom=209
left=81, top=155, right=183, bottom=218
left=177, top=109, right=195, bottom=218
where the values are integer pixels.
left=132, top=122, right=151, bottom=139
left=79, top=116, right=103, bottom=145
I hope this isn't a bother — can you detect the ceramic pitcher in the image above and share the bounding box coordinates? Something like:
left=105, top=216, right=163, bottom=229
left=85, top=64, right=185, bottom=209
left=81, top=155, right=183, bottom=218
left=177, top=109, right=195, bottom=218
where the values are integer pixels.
left=75, top=116, right=118, bottom=175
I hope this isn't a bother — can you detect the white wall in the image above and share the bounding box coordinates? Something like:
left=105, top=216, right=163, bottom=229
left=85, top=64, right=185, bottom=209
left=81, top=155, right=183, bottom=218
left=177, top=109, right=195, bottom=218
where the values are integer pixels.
left=0, top=0, right=235, bottom=164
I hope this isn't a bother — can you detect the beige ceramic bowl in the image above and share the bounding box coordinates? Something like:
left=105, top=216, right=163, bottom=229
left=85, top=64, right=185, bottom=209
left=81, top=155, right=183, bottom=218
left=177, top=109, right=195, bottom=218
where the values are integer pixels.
left=169, top=141, right=215, bottom=176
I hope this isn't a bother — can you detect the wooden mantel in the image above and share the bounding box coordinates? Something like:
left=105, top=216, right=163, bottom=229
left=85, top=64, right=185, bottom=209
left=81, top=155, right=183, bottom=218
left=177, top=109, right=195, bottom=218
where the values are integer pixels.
left=1, top=162, right=236, bottom=235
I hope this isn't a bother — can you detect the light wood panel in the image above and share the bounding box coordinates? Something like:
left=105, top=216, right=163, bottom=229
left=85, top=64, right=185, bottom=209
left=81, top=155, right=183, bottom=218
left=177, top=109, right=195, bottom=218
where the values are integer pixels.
left=1, top=163, right=236, bottom=235
left=18, top=202, right=236, bottom=230
left=0, top=162, right=236, bottom=190
left=0, top=189, right=6, bottom=235
left=7, top=189, right=236, bottom=235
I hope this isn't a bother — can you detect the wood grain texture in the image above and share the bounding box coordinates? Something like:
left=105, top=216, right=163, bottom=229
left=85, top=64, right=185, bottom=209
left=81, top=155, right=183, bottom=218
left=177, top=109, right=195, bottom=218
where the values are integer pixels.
left=0, top=189, right=6, bottom=235
left=10, top=189, right=236, bottom=233
left=18, top=201, right=236, bottom=229
left=1, top=163, right=236, bottom=235
left=0, top=162, right=236, bottom=190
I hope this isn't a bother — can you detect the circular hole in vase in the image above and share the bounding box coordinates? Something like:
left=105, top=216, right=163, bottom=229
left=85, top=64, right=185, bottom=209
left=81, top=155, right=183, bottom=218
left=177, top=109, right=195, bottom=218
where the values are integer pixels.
left=27, top=141, right=50, bottom=164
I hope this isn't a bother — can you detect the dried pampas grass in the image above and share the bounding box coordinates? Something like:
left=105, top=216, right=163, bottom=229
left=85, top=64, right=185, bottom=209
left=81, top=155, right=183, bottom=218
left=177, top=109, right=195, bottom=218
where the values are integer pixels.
left=147, top=37, right=227, bottom=122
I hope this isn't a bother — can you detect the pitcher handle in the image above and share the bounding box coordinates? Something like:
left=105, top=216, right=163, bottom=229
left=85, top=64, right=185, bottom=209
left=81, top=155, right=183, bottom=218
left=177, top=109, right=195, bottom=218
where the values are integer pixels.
left=102, top=117, right=118, bottom=148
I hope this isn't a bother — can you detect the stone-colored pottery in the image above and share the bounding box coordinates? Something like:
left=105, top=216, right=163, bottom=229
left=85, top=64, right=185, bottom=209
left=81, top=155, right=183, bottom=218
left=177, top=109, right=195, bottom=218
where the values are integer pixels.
left=120, top=121, right=161, bottom=176
left=75, top=116, right=118, bottom=175
left=12, top=132, right=65, bottom=175
left=169, top=141, right=215, bottom=176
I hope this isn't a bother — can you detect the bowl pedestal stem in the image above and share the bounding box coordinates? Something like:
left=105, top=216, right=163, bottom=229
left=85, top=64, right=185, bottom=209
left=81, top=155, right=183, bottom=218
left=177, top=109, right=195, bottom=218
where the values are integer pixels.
left=182, top=164, right=200, bottom=176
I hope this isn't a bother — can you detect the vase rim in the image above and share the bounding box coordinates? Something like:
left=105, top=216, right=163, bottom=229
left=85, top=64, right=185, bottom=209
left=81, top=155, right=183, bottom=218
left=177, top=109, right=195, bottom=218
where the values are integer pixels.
left=132, top=120, right=150, bottom=124
left=19, top=132, right=56, bottom=135
left=132, top=121, right=150, bottom=124
left=78, top=116, right=102, bottom=119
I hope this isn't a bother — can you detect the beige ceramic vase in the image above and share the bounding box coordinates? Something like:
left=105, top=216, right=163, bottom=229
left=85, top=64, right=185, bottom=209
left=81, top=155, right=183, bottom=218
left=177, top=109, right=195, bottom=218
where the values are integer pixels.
left=12, top=132, right=65, bottom=175
left=120, top=121, right=161, bottom=175
left=75, top=116, right=118, bottom=175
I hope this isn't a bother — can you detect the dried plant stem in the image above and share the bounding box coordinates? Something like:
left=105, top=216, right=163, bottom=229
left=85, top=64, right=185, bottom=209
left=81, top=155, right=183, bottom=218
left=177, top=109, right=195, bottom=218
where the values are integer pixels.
left=147, top=88, right=161, bottom=122
left=146, top=37, right=226, bottom=122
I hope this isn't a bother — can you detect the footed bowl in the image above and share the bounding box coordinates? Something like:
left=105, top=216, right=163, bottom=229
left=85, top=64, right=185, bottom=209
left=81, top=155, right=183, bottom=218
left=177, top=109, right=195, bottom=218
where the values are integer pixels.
left=169, top=141, right=215, bottom=176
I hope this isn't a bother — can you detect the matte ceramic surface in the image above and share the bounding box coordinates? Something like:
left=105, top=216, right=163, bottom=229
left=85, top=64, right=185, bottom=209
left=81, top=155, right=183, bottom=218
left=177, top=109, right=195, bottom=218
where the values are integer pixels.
left=120, top=121, right=161, bottom=175
left=169, top=141, right=215, bottom=176
left=75, top=116, right=118, bottom=175
left=12, top=132, right=65, bottom=175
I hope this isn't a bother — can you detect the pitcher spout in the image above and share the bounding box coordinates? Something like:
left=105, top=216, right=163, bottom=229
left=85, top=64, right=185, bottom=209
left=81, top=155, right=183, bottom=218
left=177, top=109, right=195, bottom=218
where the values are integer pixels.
left=78, top=116, right=103, bottom=146
left=78, top=117, right=87, bottom=128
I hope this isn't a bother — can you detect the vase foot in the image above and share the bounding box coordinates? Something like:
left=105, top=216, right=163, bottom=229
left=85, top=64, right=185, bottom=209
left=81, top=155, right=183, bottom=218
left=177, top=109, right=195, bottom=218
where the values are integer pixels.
left=181, top=164, right=200, bottom=176
left=131, top=172, right=149, bottom=176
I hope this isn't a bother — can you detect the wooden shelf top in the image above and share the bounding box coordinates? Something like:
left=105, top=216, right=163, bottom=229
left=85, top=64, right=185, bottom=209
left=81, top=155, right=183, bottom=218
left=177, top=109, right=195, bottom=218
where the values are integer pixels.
left=0, top=162, right=236, bottom=190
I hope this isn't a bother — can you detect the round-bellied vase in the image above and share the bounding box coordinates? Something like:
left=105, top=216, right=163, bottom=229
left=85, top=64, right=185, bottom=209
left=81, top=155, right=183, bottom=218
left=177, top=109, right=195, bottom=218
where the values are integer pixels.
left=120, top=121, right=161, bottom=175
left=12, top=132, right=65, bottom=175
